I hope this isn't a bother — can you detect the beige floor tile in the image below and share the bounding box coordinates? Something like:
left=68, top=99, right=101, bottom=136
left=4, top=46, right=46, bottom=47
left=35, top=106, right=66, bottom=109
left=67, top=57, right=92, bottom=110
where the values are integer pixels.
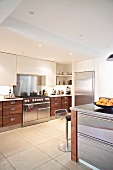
left=0, top=131, right=19, bottom=144
left=22, top=131, right=54, bottom=146
left=0, top=138, right=32, bottom=157
left=37, top=127, right=65, bottom=138
left=7, top=147, right=51, bottom=170
left=55, top=153, right=90, bottom=170
left=34, top=159, right=68, bottom=170
left=0, top=152, right=4, bottom=160
left=36, top=138, right=63, bottom=158
left=56, top=132, right=71, bottom=142
left=12, top=126, right=40, bottom=137
left=0, top=158, right=15, bottom=170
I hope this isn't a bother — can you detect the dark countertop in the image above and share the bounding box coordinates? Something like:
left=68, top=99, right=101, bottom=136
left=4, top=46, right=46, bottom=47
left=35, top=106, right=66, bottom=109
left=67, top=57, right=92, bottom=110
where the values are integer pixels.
left=70, top=103, right=113, bottom=118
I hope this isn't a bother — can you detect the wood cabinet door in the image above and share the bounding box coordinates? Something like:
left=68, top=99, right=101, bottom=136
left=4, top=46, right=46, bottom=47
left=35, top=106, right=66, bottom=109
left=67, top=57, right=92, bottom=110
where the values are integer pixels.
left=3, top=104, right=22, bottom=116
left=0, top=117, right=2, bottom=127
left=0, top=102, right=2, bottom=117
left=3, top=100, right=22, bottom=106
left=3, top=114, right=22, bottom=127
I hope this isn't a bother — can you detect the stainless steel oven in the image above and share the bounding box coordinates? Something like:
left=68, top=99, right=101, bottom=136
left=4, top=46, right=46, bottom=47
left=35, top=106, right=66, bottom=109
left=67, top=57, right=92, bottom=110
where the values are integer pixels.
left=37, top=102, right=50, bottom=119
left=78, top=111, right=113, bottom=170
left=23, top=96, right=50, bottom=127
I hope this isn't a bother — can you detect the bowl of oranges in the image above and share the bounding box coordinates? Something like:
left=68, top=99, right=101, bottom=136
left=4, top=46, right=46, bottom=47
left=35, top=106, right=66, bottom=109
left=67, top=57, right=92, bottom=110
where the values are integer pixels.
left=94, top=97, right=113, bottom=109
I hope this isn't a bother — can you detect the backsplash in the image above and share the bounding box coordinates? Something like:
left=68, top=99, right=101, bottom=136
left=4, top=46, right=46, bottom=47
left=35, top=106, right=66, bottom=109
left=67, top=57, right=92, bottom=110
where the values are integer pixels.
left=0, top=86, right=13, bottom=95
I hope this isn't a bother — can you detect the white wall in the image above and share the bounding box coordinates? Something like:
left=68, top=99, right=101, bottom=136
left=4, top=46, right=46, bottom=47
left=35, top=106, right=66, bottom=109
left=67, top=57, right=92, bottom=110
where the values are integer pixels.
left=98, top=56, right=113, bottom=98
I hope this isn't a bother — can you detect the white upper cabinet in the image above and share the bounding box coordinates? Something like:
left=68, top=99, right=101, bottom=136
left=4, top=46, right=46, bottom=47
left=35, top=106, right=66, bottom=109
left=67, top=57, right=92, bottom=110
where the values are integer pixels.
left=0, top=52, right=16, bottom=85
left=17, top=55, right=56, bottom=86
left=74, top=59, right=95, bottom=72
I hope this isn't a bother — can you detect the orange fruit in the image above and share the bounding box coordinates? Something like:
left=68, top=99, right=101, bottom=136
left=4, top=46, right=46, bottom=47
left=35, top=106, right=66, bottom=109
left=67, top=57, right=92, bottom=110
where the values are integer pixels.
left=106, top=102, right=113, bottom=106
left=99, top=98, right=105, bottom=102
left=96, top=101, right=101, bottom=105
left=103, top=98, right=108, bottom=104
left=110, top=98, right=113, bottom=103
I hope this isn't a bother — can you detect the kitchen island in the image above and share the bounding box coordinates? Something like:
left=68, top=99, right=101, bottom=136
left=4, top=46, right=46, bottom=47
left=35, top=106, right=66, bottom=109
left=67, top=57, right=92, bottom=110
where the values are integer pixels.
left=70, top=104, right=113, bottom=170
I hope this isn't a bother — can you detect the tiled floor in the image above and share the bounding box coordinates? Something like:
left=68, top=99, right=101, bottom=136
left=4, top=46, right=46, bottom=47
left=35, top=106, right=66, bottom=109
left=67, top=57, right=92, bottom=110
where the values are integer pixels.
left=0, top=118, right=90, bottom=170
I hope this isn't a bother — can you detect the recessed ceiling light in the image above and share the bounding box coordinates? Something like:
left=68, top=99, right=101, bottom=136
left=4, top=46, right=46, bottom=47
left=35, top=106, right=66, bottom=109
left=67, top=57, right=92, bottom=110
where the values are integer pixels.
left=70, top=53, right=72, bottom=55
left=38, top=44, right=42, bottom=47
left=29, top=11, right=34, bottom=15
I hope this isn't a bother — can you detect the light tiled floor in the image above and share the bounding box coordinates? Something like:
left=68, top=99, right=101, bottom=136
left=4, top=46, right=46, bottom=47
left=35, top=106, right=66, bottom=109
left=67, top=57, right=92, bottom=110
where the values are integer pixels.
left=0, top=118, right=91, bottom=170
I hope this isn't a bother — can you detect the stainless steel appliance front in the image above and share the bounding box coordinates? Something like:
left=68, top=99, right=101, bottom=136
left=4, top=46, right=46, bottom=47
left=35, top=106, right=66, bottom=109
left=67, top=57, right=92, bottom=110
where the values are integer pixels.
left=74, top=71, right=95, bottom=106
left=78, top=111, right=113, bottom=170
left=23, top=97, right=50, bottom=126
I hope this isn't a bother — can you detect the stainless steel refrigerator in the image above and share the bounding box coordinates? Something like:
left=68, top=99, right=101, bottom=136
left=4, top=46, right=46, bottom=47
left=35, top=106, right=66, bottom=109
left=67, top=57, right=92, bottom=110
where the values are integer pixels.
left=74, top=71, right=95, bottom=106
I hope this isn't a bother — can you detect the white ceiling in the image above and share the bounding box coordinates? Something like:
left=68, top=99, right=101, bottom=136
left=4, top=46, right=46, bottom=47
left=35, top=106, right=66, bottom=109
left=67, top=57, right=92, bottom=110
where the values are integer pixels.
left=0, top=0, right=113, bottom=63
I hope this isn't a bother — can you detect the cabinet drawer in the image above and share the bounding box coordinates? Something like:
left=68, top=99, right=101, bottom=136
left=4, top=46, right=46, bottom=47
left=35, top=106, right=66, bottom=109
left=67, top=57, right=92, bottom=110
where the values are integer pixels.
left=0, top=117, right=2, bottom=127
left=3, top=114, right=22, bottom=127
left=51, top=101, right=61, bottom=108
left=62, top=97, right=69, bottom=102
left=3, top=100, right=22, bottom=106
left=62, top=100, right=68, bottom=105
left=3, top=105, right=22, bottom=116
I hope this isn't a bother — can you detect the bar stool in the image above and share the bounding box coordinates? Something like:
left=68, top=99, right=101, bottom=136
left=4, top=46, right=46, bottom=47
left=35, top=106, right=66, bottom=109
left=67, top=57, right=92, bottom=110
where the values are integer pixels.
left=54, top=109, right=71, bottom=152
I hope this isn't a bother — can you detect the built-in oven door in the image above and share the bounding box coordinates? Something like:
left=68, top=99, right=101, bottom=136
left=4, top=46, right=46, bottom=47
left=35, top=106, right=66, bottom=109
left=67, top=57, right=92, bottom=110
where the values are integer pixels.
left=37, top=102, right=50, bottom=119
left=23, top=103, right=38, bottom=122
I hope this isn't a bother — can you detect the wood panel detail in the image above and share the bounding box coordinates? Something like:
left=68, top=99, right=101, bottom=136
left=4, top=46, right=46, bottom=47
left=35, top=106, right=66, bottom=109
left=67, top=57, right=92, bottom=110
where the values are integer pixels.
left=71, top=110, right=78, bottom=162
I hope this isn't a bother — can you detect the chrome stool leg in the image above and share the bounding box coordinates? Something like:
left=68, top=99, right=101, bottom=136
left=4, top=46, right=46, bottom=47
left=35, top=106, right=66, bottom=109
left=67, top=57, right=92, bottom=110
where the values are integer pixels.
left=58, top=118, right=71, bottom=152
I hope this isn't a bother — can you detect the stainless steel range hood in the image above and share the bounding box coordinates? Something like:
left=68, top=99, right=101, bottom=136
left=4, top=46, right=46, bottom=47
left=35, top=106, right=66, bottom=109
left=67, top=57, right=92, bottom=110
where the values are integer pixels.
left=106, top=54, right=113, bottom=61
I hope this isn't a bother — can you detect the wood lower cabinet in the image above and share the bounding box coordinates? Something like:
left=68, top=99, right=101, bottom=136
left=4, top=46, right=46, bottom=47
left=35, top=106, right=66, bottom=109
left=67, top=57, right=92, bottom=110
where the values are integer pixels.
left=3, top=100, right=23, bottom=127
left=50, top=97, right=61, bottom=116
left=0, top=102, right=2, bottom=127
left=3, top=114, right=22, bottom=127
left=61, top=96, right=72, bottom=112
left=50, top=96, right=72, bottom=116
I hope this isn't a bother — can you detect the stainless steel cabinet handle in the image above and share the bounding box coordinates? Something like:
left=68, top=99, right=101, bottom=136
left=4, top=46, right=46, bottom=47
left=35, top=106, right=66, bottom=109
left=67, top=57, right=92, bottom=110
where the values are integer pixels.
left=38, top=107, right=50, bottom=110
left=64, top=102, right=67, bottom=104
left=79, top=112, right=113, bottom=122
left=55, top=103, right=58, bottom=105
left=11, top=101, right=15, bottom=104
left=11, top=108, right=15, bottom=111
left=11, top=118, right=15, bottom=121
